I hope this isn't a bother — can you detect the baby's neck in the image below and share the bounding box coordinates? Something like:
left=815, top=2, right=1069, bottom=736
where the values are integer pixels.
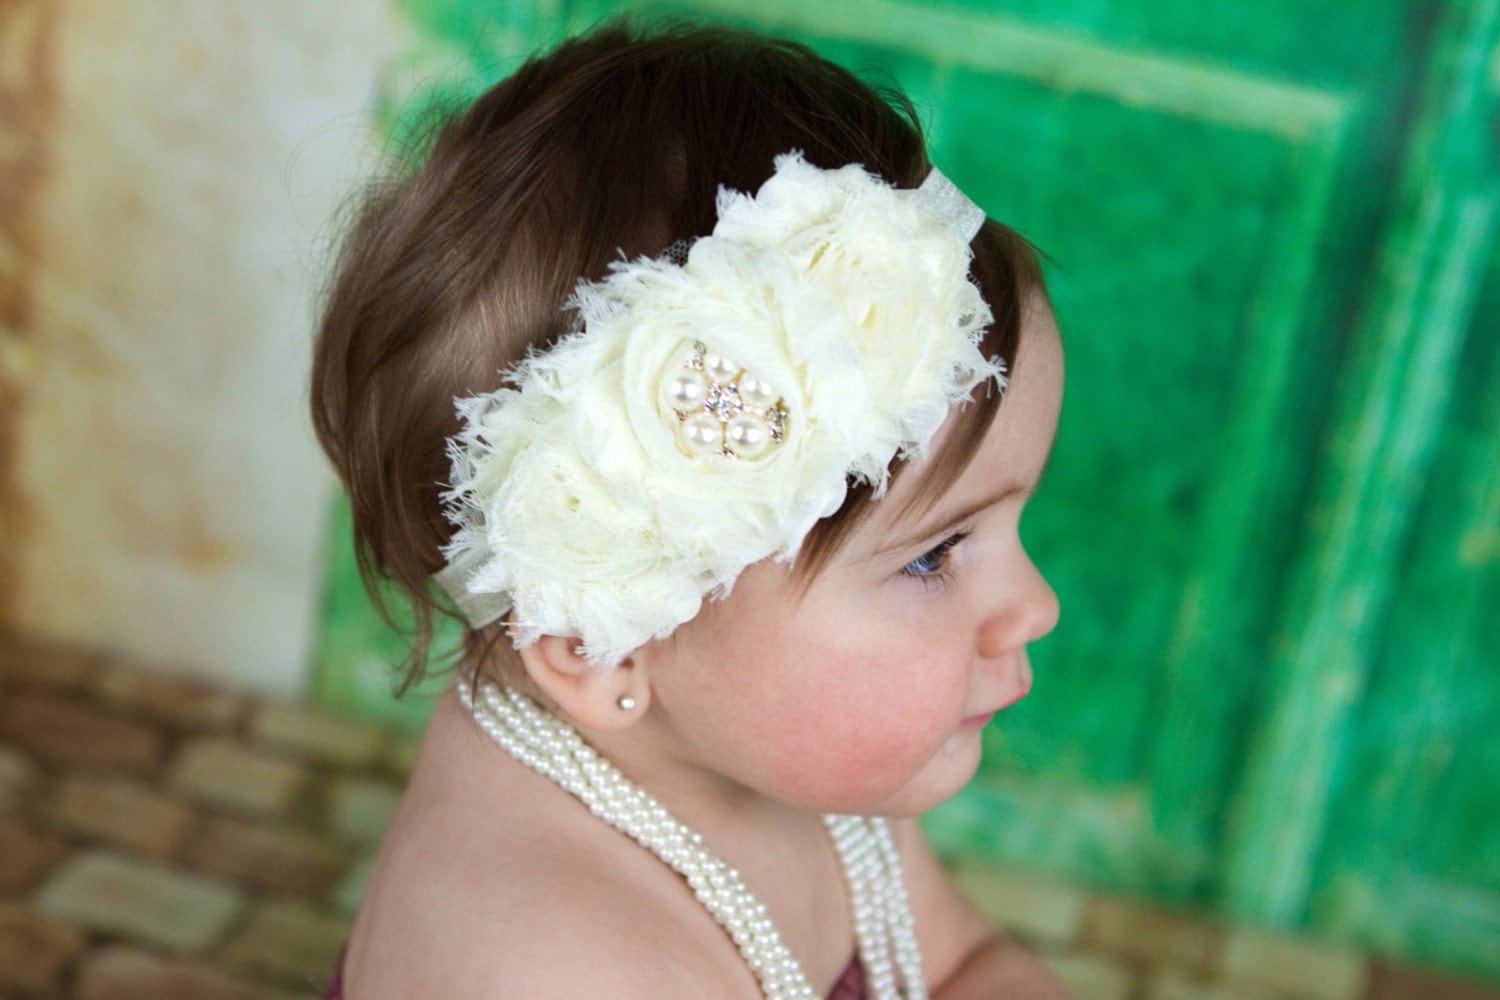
left=580, top=712, right=822, bottom=847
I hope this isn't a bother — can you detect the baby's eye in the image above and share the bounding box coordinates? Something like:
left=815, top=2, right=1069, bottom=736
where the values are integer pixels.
left=901, top=532, right=968, bottom=578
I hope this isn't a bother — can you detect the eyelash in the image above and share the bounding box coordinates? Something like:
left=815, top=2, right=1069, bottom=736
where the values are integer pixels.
left=900, top=531, right=970, bottom=588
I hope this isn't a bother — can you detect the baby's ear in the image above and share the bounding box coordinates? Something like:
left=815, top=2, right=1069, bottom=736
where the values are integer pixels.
left=517, top=634, right=649, bottom=732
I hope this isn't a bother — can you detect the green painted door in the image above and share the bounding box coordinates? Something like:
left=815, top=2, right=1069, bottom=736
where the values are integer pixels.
left=310, top=0, right=1500, bottom=981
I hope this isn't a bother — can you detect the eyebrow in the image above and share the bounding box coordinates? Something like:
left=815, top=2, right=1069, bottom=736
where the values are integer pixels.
left=872, top=450, right=1056, bottom=559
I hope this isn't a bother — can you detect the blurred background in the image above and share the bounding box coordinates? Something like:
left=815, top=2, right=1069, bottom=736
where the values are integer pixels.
left=0, top=0, right=1496, bottom=997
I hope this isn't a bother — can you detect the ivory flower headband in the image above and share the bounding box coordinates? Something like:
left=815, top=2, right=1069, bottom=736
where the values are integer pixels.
left=436, top=152, right=1000, bottom=665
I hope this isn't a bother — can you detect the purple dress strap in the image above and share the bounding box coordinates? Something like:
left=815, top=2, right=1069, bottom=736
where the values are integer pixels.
left=322, top=948, right=344, bottom=998
left=323, top=951, right=865, bottom=998
left=828, top=956, right=867, bottom=1000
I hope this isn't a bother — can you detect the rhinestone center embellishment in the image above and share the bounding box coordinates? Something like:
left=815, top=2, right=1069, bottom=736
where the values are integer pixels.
left=660, top=341, right=789, bottom=460
left=706, top=383, right=743, bottom=422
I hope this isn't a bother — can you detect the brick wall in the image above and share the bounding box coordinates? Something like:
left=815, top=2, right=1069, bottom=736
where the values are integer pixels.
left=2, top=633, right=1497, bottom=999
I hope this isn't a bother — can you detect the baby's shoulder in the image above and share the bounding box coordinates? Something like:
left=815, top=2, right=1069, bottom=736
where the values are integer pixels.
left=343, top=697, right=756, bottom=996
left=356, top=832, right=746, bottom=997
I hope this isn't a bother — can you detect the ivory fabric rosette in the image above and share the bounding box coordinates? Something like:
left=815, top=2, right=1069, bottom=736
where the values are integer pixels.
left=438, top=152, right=1001, bottom=666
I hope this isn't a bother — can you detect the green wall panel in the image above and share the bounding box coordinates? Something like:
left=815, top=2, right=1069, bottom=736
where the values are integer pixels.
left=1218, top=3, right=1499, bottom=982
left=1308, top=207, right=1500, bottom=982
left=1310, top=241, right=1500, bottom=980
left=896, top=0, right=1421, bottom=89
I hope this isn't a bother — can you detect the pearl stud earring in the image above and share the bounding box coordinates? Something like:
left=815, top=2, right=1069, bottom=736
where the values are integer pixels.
left=617, top=695, right=637, bottom=712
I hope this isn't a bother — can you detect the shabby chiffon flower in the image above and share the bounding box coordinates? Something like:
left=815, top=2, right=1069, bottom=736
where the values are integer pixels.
left=438, top=153, right=1002, bottom=665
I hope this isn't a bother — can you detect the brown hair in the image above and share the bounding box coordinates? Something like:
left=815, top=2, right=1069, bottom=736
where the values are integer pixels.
left=311, top=21, right=1044, bottom=688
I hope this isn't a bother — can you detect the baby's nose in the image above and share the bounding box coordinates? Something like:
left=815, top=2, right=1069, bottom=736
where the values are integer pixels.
left=977, top=562, right=1059, bottom=658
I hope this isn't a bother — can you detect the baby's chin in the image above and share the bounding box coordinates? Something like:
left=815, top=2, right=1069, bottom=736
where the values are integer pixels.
left=788, top=734, right=986, bottom=818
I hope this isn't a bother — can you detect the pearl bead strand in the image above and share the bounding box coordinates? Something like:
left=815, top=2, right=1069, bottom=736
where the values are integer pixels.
left=458, top=675, right=926, bottom=1000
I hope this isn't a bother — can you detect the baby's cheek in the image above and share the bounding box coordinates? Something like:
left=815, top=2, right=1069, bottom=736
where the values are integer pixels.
left=760, top=699, right=954, bottom=810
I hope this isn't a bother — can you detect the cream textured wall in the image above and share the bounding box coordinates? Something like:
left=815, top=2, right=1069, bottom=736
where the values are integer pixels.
left=9, top=2, right=396, bottom=695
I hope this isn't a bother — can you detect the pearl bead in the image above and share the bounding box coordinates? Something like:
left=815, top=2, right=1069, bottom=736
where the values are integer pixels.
left=681, top=412, right=723, bottom=454
left=725, top=414, right=771, bottom=459
left=663, top=371, right=708, bottom=412
left=738, top=374, right=778, bottom=408
left=703, top=352, right=739, bottom=381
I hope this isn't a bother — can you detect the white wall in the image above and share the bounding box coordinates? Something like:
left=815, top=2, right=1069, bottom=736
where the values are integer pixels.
left=8, top=2, right=397, bottom=696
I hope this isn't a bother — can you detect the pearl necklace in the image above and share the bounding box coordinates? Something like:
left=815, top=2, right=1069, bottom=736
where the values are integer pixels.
left=459, top=676, right=927, bottom=1000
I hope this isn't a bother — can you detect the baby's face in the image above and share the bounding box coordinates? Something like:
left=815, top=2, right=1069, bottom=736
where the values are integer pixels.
left=638, top=296, right=1064, bottom=817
